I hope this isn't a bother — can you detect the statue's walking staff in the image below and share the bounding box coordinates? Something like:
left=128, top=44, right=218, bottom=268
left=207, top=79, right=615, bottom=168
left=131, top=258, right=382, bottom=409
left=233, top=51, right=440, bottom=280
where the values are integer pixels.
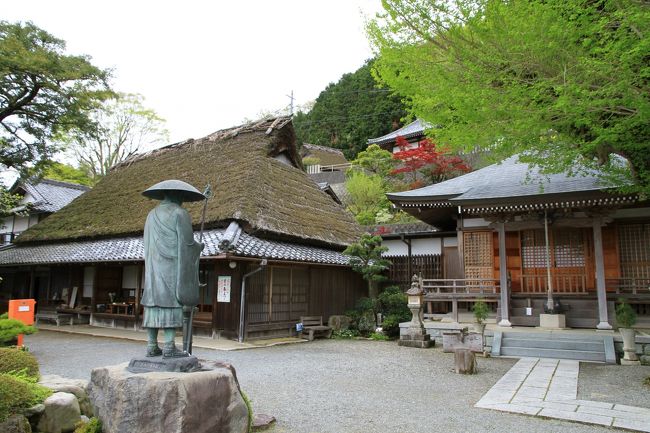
left=183, top=183, right=212, bottom=354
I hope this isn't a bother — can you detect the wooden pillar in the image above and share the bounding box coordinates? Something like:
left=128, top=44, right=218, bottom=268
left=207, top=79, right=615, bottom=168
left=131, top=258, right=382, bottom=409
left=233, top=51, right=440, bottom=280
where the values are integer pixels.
left=593, top=219, right=612, bottom=330
left=497, top=223, right=512, bottom=327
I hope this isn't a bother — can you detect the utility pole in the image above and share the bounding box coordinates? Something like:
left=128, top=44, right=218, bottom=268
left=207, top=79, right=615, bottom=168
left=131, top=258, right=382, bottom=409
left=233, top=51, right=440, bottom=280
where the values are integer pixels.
left=286, top=90, right=295, bottom=115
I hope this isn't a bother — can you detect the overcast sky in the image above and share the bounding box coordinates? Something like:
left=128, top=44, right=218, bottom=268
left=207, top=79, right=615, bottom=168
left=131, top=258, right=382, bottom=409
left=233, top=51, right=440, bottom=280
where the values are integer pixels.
left=6, top=0, right=383, bottom=146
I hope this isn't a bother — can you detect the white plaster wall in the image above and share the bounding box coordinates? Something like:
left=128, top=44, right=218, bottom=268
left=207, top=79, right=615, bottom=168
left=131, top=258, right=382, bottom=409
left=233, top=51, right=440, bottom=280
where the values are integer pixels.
left=13, top=216, right=29, bottom=233
left=443, top=236, right=458, bottom=247
left=0, top=216, right=12, bottom=233
left=462, top=218, right=490, bottom=228
left=382, top=237, right=442, bottom=256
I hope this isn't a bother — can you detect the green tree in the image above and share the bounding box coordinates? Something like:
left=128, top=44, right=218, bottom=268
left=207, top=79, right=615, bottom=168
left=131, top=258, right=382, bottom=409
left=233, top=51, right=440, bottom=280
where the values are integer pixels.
left=61, top=93, right=168, bottom=183
left=344, top=234, right=391, bottom=298
left=368, top=0, right=650, bottom=193
left=293, top=59, right=407, bottom=159
left=43, top=162, right=93, bottom=187
left=0, top=21, right=111, bottom=211
left=345, top=171, right=391, bottom=225
left=351, top=144, right=395, bottom=179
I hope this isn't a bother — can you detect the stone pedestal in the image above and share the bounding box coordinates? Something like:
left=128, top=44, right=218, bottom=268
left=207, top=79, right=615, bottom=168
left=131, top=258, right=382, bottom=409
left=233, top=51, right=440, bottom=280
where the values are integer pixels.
left=398, top=304, right=433, bottom=348
left=88, top=360, right=249, bottom=433
left=539, top=314, right=566, bottom=329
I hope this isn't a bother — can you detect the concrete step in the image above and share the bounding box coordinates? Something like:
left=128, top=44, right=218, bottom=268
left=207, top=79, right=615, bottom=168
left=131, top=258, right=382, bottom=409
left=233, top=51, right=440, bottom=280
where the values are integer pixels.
left=492, top=331, right=616, bottom=364
left=501, top=337, right=604, bottom=352
left=500, top=346, right=605, bottom=362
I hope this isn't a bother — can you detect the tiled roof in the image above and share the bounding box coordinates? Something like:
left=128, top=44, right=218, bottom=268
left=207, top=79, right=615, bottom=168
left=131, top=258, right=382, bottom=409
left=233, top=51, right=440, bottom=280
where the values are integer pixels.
left=367, top=119, right=431, bottom=146
left=387, top=155, right=620, bottom=203
left=0, top=225, right=350, bottom=266
left=21, top=180, right=89, bottom=213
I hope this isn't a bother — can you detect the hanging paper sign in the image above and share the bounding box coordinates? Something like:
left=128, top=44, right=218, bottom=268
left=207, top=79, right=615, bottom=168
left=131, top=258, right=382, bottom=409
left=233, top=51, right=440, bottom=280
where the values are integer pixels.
left=217, top=276, right=231, bottom=303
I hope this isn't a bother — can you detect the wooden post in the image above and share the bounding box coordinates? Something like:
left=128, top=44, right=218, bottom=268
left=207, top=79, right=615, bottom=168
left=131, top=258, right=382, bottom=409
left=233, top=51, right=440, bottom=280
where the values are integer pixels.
left=497, top=223, right=511, bottom=326
left=593, top=219, right=612, bottom=330
left=454, top=348, right=477, bottom=374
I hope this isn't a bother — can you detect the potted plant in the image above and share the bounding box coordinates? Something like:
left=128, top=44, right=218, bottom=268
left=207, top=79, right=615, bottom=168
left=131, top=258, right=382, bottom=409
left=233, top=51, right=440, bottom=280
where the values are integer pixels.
left=616, top=299, right=639, bottom=364
left=472, top=299, right=489, bottom=334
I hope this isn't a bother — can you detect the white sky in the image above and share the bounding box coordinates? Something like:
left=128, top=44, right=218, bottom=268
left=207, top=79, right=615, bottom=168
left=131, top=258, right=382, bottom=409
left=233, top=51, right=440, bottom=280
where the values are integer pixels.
left=6, top=0, right=383, bottom=145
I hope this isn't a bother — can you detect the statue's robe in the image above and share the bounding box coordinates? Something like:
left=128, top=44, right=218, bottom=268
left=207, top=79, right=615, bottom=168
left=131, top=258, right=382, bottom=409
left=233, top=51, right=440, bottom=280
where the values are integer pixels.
left=141, top=201, right=202, bottom=328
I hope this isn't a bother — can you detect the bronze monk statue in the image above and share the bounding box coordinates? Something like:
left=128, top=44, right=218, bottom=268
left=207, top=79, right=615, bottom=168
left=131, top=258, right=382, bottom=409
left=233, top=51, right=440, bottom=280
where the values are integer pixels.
left=141, top=180, right=205, bottom=358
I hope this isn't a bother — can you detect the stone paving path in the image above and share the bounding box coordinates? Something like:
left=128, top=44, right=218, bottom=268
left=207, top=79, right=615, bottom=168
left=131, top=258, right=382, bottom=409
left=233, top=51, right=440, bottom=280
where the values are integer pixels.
left=476, top=357, right=650, bottom=432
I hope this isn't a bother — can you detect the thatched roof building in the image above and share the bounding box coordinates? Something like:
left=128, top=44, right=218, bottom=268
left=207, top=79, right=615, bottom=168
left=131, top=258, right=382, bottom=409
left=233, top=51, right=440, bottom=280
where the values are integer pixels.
left=16, top=117, right=360, bottom=248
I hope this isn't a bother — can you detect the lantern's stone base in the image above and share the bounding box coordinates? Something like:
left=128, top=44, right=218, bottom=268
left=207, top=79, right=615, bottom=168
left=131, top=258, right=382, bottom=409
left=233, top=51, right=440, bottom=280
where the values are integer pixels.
left=399, top=332, right=433, bottom=348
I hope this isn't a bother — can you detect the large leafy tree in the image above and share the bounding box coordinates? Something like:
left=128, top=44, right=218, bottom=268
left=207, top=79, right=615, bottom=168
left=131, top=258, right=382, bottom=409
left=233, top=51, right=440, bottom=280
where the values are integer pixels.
left=293, top=59, right=407, bottom=159
left=368, top=0, right=650, bottom=193
left=0, top=21, right=111, bottom=212
left=61, top=93, right=168, bottom=183
left=43, top=162, right=93, bottom=187
left=0, top=21, right=112, bottom=177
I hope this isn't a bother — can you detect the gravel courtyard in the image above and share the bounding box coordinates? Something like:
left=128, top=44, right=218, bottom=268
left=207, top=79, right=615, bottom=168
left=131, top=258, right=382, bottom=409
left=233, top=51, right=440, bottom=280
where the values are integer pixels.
left=26, top=331, right=650, bottom=433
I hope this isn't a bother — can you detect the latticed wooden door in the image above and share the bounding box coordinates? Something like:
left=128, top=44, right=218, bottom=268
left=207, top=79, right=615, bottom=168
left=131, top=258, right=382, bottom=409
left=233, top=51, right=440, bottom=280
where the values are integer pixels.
left=520, top=228, right=588, bottom=293
left=463, top=231, right=494, bottom=282
left=618, top=223, right=650, bottom=282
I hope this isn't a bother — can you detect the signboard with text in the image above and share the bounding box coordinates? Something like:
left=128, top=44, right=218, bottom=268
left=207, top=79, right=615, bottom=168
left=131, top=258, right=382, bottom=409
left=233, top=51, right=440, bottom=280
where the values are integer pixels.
left=217, top=276, right=232, bottom=303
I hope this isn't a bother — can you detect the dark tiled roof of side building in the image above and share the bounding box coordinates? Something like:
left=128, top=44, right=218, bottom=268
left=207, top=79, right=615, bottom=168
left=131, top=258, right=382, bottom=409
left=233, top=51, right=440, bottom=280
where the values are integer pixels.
left=19, top=179, right=90, bottom=213
left=387, top=155, right=621, bottom=203
left=367, top=119, right=431, bottom=146
left=0, top=224, right=350, bottom=266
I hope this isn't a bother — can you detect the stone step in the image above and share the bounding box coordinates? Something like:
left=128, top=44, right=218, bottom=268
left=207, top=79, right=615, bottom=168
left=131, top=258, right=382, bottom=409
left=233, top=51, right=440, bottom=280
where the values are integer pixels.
left=501, top=331, right=608, bottom=341
left=499, top=346, right=605, bottom=362
left=501, top=337, right=604, bottom=352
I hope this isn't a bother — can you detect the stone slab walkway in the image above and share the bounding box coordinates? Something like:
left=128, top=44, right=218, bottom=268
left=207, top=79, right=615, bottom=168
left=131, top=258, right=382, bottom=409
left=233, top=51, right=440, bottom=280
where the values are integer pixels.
left=476, top=357, right=650, bottom=432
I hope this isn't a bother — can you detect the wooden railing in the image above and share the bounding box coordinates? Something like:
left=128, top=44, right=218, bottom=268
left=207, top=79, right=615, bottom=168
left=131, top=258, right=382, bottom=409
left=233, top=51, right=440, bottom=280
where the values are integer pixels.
left=420, top=278, right=500, bottom=322
left=606, top=278, right=650, bottom=296
left=520, top=274, right=587, bottom=294
left=305, top=163, right=352, bottom=174
left=421, top=278, right=500, bottom=298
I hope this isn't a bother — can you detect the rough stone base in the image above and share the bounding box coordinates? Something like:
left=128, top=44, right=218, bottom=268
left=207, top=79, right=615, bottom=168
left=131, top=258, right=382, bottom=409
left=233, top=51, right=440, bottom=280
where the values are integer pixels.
left=621, top=359, right=641, bottom=365
left=89, top=360, right=249, bottom=433
left=399, top=333, right=433, bottom=348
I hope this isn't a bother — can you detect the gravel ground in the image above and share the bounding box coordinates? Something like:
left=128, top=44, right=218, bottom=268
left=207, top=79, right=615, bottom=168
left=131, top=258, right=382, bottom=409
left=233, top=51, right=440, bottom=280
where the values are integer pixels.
left=578, top=362, right=650, bottom=408
left=25, top=331, right=635, bottom=433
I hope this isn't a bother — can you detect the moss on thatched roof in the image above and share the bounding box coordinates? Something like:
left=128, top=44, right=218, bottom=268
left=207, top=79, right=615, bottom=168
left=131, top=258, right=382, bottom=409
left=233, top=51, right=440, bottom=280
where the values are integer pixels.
left=18, top=117, right=361, bottom=248
left=301, top=144, right=348, bottom=166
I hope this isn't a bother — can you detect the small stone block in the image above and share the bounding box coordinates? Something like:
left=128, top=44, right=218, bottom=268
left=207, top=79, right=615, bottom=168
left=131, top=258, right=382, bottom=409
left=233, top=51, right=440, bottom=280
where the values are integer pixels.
left=574, top=400, right=613, bottom=409
left=127, top=355, right=201, bottom=373
left=252, top=414, right=276, bottom=431
left=621, top=359, right=641, bottom=366
left=479, top=403, right=541, bottom=415
left=398, top=339, right=433, bottom=348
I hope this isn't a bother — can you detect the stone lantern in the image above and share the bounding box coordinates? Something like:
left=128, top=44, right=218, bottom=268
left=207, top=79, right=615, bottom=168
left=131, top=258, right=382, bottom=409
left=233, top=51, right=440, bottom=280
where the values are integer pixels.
left=398, top=275, right=433, bottom=348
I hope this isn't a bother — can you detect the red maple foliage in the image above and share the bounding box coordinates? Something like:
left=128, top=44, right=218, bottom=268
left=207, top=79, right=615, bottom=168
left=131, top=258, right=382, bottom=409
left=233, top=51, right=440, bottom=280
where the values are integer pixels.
left=390, top=135, right=471, bottom=189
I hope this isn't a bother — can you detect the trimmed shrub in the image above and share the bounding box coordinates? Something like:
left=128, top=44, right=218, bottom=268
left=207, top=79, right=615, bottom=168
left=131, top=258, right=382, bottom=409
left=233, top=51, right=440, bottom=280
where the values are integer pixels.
left=377, top=286, right=410, bottom=338
left=0, top=347, right=40, bottom=378
left=0, top=313, right=37, bottom=345
left=0, top=372, right=52, bottom=422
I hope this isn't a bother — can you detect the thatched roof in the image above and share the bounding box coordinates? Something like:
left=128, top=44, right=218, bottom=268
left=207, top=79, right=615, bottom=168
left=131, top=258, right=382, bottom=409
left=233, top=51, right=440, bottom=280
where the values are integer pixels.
left=17, top=117, right=361, bottom=248
left=301, top=143, right=348, bottom=166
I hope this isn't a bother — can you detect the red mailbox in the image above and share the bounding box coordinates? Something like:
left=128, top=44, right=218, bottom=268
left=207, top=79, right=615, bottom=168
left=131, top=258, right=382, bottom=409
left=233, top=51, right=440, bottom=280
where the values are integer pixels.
left=8, top=299, right=36, bottom=325
left=8, top=299, right=36, bottom=347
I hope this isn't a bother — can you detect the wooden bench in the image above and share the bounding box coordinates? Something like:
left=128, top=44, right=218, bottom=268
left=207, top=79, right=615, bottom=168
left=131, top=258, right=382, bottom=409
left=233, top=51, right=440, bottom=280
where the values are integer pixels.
left=35, top=311, right=73, bottom=326
left=299, top=316, right=332, bottom=341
